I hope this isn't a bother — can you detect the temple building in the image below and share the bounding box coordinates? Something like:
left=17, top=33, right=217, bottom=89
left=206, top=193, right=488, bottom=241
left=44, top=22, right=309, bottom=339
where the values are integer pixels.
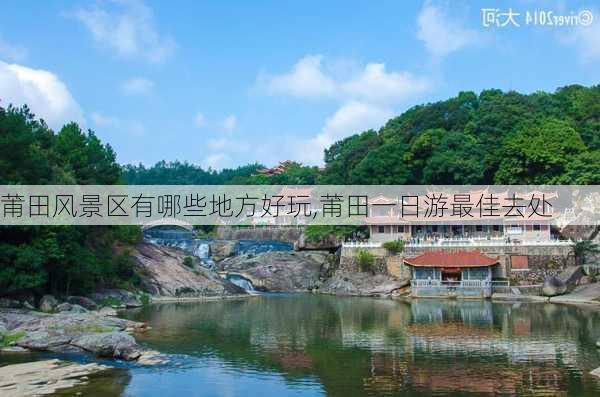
left=404, top=251, right=500, bottom=298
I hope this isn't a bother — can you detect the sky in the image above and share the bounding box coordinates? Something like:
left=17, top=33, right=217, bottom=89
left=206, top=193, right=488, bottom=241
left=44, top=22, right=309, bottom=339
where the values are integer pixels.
left=0, top=0, right=599, bottom=169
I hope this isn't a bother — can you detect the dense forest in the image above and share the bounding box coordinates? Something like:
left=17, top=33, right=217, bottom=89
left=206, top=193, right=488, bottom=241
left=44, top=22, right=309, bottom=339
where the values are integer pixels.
left=124, top=85, right=599, bottom=186
left=0, top=105, right=140, bottom=297
left=1, top=84, right=598, bottom=297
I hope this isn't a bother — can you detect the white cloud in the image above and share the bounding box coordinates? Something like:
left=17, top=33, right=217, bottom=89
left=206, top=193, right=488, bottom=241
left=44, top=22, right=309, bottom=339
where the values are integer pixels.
left=193, top=111, right=206, bottom=127
left=222, top=114, right=237, bottom=133
left=341, top=63, right=431, bottom=105
left=202, top=153, right=231, bottom=170
left=258, top=55, right=431, bottom=165
left=0, top=36, right=27, bottom=62
left=303, top=101, right=392, bottom=164
left=0, top=60, right=83, bottom=128
left=416, top=1, right=477, bottom=58
left=91, top=111, right=119, bottom=127
left=262, top=55, right=337, bottom=98
left=561, top=9, right=600, bottom=61
left=260, top=55, right=430, bottom=106
left=121, top=76, right=154, bottom=95
left=90, top=111, right=145, bottom=136
left=73, top=0, right=175, bottom=63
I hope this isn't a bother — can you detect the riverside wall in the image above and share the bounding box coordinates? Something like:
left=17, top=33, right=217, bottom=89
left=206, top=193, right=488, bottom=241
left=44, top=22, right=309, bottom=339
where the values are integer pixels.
left=340, top=244, right=575, bottom=284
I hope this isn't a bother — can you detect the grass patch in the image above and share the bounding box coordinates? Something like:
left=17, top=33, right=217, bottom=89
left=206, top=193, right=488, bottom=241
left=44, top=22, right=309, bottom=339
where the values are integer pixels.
left=0, top=331, right=26, bottom=347
left=98, top=297, right=123, bottom=307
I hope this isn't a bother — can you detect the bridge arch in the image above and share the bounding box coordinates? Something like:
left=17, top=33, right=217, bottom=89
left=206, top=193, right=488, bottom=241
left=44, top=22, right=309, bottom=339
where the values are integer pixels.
left=141, top=218, right=194, bottom=232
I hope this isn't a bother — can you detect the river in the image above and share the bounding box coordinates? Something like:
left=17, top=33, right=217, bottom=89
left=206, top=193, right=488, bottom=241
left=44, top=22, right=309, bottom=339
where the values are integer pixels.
left=49, top=295, right=600, bottom=396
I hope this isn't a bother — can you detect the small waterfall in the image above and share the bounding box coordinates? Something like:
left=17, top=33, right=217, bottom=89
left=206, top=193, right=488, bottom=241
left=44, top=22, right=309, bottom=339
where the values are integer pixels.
left=227, top=274, right=259, bottom=294
left=193, top=243, right=209, bottom=259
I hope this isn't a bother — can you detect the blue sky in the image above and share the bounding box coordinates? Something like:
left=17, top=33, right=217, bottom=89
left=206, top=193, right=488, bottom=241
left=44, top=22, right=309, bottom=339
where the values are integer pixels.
left=0, top=0, right=599, bottom=168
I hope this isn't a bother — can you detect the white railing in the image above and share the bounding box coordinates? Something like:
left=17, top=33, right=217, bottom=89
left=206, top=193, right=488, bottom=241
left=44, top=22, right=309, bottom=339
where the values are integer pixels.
left=411, top=279, right=506, bottom=289
left=342, top=241, right=382, bottom=248
left=403, top=237, right=574, bottom=248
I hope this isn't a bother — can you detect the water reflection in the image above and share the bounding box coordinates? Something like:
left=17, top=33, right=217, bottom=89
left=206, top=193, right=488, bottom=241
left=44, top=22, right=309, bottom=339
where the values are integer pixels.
left=121, top=296, right=600, bottom=396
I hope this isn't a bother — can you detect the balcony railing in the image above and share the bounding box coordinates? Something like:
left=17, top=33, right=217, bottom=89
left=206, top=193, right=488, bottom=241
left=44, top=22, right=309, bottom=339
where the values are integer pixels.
left=343, top=237, right=574, bottom=248
left=411, top=279, right=510, bottom=289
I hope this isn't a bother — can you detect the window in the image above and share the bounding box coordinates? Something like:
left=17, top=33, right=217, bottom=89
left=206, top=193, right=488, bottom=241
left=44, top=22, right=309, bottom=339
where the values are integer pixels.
left=378, top=225, right=385, bottom=233
left=533, top=224, right=541, bottom=231
left=476, top=225, right=483, bottom=232
left=511, top=255, right=529, bottom=270
left=432, top=225, right=438, bottom=232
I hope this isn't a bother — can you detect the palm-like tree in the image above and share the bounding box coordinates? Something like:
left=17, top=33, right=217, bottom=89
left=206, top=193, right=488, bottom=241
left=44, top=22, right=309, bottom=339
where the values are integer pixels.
left=574, top=240, right=600, bottom=266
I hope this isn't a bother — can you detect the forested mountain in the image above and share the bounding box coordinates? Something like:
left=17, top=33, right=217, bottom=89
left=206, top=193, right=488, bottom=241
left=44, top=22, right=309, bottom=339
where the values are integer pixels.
left=318, top=85, right=599, bottom=185
left=124, top=85, right=599, bottom=186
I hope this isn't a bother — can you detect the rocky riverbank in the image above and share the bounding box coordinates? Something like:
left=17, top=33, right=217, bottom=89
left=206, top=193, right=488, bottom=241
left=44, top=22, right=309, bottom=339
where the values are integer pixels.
left=0, top=359, right=110, bottom=397
left=0, top=308, right=163, bottom=364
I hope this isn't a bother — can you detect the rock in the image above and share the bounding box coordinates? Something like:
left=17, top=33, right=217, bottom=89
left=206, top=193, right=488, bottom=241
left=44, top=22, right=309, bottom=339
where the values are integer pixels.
left=130, top=243, right=246, bottom=297
left=22, top=301, right=34, bottom=310
left=98, top=307, right=118, bottom=316
left=137, top=350, right=166, bottom=365
left=17, top=331, right=72, bottom=351
left=591, top=367, right=600, bottom=378
left=39, top=295, right=58, bottom=313
left=216, top=251, right=328, bottom=292
left=0, top=298, right=22, bottom=309
left=542, top=266, right=585, bottom=297
left=56, top=303, right=88, bottom=313
left=89, top=289, right=142, bottom=308
left=67, top=296, right=98, bottom=310
left=321, top=271, right=410, bottom=296
left=596, top=340, right=600, bottom=348
left=542, top=276, right=568, bottom=297
left=71, top=332, right=141, bottom=360
left=0, top=359, right=109, bottom=397
left=0, top=346, right=28, bottom=353
left=209, top=240, right=237, bottom=261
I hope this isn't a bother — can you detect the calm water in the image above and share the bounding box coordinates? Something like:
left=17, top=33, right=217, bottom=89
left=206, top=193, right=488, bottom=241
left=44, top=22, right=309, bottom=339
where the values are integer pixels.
left=51, top=296, right=600, bottom=396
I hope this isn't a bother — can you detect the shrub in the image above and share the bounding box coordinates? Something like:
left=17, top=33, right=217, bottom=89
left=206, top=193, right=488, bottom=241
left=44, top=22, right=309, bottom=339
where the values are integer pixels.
left=382, top=240, right=405, bottom=254
left=183, top=256, right=194, bottom=268
left=140, top=293, right=151, bottom=306
left=357, top=250, right=375, bottom=273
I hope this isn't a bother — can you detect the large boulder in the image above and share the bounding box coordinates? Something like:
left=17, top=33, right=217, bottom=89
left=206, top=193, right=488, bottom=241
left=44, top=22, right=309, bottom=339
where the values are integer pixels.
left=542, top=266, right=585, bottom=297
left=542, top=276, right=568, bottom=297
left=71, top=332, right=141, bottom=360
left=320, top=271, right=410, bottom=296
left=39, top=295, right=58, bottom=313
left=215, top=251, right=328, bottom=292
left=130, top=243, right=245, bottom=297
left=67, top=296, right=98, bottom=310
